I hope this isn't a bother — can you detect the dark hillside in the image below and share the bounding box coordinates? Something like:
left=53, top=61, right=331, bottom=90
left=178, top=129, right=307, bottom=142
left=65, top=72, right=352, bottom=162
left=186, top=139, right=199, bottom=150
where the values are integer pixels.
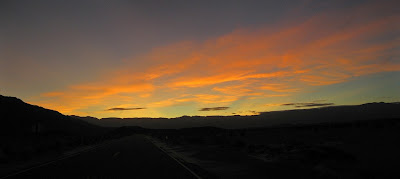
left=0, top=95, right=103, bottom=136
left=0, top=95, right=113, bottom=166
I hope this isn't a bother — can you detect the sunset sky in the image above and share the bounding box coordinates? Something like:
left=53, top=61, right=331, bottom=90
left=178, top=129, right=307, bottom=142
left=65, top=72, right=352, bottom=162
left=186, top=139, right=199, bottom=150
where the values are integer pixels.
left=1, top=0, right=399, bottom=118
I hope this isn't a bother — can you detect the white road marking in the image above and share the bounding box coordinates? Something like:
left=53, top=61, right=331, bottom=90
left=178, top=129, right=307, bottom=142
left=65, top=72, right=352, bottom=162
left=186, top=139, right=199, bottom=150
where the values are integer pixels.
left=112, top=152, right=120, bottom=157
left=1, top=135, right=201, bottom=179
left=146, top=137, right=202, bottom=179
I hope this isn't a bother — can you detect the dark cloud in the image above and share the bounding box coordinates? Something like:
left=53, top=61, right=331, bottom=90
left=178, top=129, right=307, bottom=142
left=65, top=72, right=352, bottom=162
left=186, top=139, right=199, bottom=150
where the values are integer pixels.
left=282, top=103, right=334, bottom=108
left=199, top=107, right=230, bottom=111
left=248, top=110, right=259, bottom=115
left=312, top=99, right=327, bottom=102
left=107, top=107, right=146, bottom=111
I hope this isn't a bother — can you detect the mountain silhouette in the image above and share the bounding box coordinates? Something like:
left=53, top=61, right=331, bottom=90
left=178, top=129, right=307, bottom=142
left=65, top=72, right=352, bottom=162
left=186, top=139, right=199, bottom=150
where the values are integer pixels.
left=0, top=95, right=101, bottom=136
left=75, top=102, right=400, bottom=129
left=2, top=94, right=399, bottom=130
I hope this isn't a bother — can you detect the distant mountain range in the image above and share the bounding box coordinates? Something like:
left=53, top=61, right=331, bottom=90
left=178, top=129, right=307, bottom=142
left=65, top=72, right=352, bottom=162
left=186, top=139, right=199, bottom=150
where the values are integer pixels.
left=0, top=95, right=102, bottom=136
left=75, top=102, right=400, bottom=129
left=2, top=94, right=399, bottom=130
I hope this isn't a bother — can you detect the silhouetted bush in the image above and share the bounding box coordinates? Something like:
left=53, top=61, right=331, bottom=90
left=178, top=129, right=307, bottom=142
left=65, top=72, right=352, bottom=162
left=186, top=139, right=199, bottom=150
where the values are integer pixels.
left=247, top=144, right=256, bottom=153
left=232, top=139, right=246, bottom=149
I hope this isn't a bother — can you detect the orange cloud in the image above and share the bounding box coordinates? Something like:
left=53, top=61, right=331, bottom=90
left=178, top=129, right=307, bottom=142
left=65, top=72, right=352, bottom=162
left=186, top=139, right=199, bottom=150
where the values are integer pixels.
left=32, top=1, right=400, bottom=117
left=259, top=84, right=299, bottom=93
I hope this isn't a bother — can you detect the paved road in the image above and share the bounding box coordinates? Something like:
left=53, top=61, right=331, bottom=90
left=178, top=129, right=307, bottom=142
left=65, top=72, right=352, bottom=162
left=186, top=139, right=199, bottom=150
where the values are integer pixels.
left=5, top=135, right=197, bottom=179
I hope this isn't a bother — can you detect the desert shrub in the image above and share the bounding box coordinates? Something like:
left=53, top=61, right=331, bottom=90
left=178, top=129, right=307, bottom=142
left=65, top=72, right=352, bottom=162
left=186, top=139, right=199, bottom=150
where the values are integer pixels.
left=268, top=145, right=284, bottom=155
left=318, top=145, right=357, bottom=161
left=0, top=148, right=7, bottom=163
left=214, top=136, right=229, bottom=146
left=170, top=138, right=181, bottom=145
left=232, top=139, right=247, bottom=149
left=247, top=144, right=256, bottom=153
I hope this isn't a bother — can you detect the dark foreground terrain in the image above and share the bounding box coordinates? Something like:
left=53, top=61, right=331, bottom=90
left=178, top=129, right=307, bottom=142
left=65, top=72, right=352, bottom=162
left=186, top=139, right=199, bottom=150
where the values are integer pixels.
left=0, top=94, right=121, bottom=175
left=1, top=94, right=400, bottom=178
left=150, top=118, right=400, bottom=178
left=2, top=135, right=196, bottom=179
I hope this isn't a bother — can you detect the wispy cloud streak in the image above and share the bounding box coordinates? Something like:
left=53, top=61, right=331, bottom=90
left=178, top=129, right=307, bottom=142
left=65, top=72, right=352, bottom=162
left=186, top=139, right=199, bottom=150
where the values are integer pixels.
left=107, top=107, right=146, bottom=111
left=199, top=107, right=230, bottom=111
left=32, top=1, right=400, bottom=117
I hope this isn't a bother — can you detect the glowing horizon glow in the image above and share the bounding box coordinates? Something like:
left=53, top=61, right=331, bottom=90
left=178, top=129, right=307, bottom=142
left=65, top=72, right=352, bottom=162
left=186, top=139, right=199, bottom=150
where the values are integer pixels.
left=1, top=0, right=399, bottom=118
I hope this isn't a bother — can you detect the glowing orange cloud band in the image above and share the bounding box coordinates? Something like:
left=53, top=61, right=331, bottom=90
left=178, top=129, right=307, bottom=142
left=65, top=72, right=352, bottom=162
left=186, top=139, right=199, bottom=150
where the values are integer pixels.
left=32, top=1, right=400, bottom=116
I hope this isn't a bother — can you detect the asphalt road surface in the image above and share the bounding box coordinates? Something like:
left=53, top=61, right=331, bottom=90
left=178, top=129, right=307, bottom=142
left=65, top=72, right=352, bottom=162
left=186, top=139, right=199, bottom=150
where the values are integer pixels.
left=4, top=135, right=197, bottom=179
